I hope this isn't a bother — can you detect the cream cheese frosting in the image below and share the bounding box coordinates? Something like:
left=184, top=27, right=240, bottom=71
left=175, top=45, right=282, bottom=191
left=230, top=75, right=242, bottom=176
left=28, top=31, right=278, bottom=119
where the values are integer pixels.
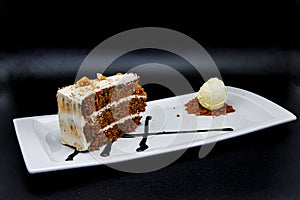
left=57, top=73, right=139, bottom=104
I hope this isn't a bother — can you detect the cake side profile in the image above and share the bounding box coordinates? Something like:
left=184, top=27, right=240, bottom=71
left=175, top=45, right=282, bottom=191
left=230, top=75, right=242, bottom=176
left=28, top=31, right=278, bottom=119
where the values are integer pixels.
left=57, top=73, right=147, bottom=151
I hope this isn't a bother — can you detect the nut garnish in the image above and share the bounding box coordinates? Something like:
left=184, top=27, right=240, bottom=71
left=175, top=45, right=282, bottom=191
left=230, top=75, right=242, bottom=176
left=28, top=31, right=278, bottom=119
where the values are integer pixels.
left=77, top=77, right=91, bottom=87
left=97, top=73, right=106, bottom=80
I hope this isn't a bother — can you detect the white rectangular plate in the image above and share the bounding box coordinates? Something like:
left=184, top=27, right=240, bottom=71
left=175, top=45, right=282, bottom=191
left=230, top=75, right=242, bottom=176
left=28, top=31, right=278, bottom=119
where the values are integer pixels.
left=13, top=86, right=296, bottom=173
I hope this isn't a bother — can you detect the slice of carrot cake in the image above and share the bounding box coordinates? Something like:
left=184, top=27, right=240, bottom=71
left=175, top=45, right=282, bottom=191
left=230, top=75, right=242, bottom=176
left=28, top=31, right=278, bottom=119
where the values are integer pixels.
left=57, top=73, right=147, bottom=151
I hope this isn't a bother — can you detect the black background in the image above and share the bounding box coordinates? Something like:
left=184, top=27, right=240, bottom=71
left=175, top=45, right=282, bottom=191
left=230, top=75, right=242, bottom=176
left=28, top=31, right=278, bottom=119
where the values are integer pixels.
left=1, top=0, right=300, bottom=50
left=1, top=1, right=300, bottom=199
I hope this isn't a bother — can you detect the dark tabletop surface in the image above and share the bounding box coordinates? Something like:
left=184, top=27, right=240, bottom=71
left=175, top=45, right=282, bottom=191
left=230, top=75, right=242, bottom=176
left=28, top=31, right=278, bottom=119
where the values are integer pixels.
left=1, top=1, right=300, bottom=200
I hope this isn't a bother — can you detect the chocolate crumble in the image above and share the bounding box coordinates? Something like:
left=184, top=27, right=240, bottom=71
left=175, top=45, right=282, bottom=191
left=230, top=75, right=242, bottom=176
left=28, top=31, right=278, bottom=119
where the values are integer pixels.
left=185, top=97, right=235, bottom=116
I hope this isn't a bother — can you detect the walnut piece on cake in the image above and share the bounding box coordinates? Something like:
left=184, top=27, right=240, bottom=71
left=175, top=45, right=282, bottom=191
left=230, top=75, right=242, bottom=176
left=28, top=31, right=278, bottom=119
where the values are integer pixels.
left=76, top=76, right=91, bottom=87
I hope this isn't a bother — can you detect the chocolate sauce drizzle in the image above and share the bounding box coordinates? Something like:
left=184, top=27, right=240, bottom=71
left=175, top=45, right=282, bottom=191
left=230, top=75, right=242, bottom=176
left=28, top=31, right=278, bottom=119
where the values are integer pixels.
left=123, top=127, right=233, bottom=138
left=65, top=149, right=80, bottom=161
left=136, top=116, right=152, bottom=152
left=100, top=141, right=114, bottom=157
left=65, top=114, right=233, bottom=161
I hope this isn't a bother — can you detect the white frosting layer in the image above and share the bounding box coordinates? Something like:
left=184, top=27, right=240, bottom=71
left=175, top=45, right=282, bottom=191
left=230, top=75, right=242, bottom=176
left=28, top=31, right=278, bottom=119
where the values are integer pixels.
left=58, top=73, right=139, bottom=104
left=59, top=113, right=90, bottom=151
left=59, top=112, right=86, bottom=129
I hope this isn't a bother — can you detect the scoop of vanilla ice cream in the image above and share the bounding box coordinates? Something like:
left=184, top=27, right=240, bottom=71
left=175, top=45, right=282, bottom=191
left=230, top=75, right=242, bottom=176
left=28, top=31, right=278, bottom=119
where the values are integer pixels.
left=197, top=77, right=227, bottom=110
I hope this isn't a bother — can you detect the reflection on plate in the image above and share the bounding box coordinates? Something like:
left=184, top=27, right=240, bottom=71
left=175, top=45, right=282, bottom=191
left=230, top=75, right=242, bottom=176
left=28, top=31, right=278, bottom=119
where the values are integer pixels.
left=13, top=87, right=296, bottom=173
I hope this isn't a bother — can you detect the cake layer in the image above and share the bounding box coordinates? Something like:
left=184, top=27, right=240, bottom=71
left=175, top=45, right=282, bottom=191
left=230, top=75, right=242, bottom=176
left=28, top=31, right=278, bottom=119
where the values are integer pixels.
left=94, top=81, right=139, bottom=110
left=81, top=81, right=145, bottom=116
left=88, top=116, right=142, bottom=151
left=91, top=96, right=146, bottom=129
